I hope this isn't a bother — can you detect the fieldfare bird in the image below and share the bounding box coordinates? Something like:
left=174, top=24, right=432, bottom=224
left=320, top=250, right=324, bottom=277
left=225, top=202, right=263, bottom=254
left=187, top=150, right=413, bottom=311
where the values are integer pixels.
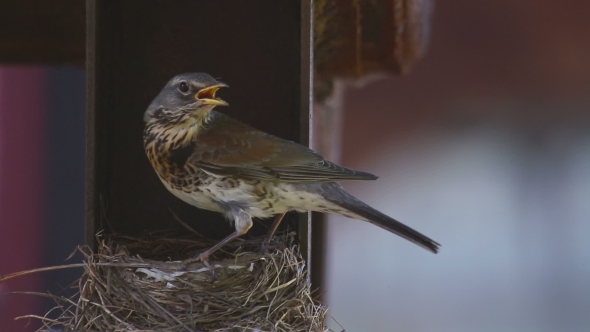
left=143, top=73, right=439, bottom=265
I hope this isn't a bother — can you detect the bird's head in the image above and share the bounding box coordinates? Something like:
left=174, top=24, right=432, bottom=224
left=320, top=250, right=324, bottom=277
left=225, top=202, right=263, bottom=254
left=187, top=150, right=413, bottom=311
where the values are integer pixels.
left=144, top=72, right=228, bottom=124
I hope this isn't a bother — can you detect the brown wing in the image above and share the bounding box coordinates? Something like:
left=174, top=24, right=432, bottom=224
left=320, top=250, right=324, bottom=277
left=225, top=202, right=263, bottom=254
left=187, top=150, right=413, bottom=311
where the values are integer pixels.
left=188, top=111, right=378, bottom=182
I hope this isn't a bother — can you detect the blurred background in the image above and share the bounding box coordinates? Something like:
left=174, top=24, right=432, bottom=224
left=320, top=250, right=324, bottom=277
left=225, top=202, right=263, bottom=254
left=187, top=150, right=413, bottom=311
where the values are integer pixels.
left=322, top=1, right=590, bottom=331
left=0, top=68, right=85, bottom=330
left=1, top=0, right=589, bottom=331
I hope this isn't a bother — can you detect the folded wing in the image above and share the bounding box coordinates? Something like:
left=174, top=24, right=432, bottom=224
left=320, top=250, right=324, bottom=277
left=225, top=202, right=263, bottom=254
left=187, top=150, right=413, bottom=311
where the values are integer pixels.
left=189, top=112, right=378, bottom=182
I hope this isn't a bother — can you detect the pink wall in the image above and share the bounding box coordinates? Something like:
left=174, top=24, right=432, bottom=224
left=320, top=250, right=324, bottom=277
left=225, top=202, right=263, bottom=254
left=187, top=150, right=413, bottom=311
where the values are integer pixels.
left=0, top=67, right=47, bottom=331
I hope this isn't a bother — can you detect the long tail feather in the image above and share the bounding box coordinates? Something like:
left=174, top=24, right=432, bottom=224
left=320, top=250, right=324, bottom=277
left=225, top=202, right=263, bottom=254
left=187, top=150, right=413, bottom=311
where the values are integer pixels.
left=319, top=183, right=440, bottom=253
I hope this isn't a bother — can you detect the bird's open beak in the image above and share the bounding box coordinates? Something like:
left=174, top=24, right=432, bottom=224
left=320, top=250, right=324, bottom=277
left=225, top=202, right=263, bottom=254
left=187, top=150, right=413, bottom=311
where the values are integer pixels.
left=195, top=83, right=229, bottom=106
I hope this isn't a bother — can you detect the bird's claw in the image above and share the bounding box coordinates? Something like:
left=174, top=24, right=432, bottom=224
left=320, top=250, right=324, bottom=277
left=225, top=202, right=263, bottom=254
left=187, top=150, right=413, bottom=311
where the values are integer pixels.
left=182, top=252, right=217, bottom=281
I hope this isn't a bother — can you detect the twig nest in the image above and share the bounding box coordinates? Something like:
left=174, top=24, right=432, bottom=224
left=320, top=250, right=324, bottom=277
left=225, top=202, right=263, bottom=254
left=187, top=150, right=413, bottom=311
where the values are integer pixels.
left=45, top=232, right=331, bottom=332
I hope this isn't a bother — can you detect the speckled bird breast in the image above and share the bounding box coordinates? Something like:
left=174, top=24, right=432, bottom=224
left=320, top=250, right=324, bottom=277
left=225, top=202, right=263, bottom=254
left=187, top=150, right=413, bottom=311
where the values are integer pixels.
left=143, top=121, right=332, bottom=219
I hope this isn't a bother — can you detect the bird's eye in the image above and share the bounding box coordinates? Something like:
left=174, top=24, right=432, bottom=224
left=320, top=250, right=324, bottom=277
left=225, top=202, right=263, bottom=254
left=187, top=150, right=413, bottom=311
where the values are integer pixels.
left=178, top=81, right=189, bottom=93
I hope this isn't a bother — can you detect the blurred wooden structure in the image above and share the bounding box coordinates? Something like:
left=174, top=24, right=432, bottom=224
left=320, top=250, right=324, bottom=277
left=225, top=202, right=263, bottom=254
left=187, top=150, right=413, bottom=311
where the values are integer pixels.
left=315, top=0, right=433, bottom=100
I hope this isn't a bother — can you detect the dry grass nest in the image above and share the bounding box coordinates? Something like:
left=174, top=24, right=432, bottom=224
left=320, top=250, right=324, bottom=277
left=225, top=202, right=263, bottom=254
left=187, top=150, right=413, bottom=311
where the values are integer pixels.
left=4, top=231, right=336, bottom=332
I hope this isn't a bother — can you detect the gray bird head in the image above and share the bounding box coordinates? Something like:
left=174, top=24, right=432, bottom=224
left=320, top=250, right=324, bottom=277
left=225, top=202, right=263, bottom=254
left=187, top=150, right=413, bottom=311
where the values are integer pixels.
left=144, top=72, right=228, bottom=123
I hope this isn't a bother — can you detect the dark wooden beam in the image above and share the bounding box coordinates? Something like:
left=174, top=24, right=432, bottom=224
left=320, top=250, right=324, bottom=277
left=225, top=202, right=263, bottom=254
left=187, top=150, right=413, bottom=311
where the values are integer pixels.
left=0, top=1, right=85, bottom=65
left=86, top=0, right=313, bottom=263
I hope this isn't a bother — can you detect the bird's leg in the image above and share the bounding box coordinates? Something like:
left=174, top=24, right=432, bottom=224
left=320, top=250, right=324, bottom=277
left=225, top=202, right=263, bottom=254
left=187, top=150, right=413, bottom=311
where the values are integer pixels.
left=260, top=212, right=287, bottom=252
left=182, top=209, right=252, bottom=278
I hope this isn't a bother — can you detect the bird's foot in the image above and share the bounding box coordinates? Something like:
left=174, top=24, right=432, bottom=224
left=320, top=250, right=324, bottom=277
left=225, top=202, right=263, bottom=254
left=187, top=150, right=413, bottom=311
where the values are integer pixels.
left=182, top=252, right=216, bottom=281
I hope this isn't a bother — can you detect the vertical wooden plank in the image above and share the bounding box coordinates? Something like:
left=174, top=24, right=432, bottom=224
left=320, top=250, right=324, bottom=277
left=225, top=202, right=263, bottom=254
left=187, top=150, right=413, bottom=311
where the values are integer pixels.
left=85, top=0, right=98, bottom=248
left=300, top=0, right=314, bottom=272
